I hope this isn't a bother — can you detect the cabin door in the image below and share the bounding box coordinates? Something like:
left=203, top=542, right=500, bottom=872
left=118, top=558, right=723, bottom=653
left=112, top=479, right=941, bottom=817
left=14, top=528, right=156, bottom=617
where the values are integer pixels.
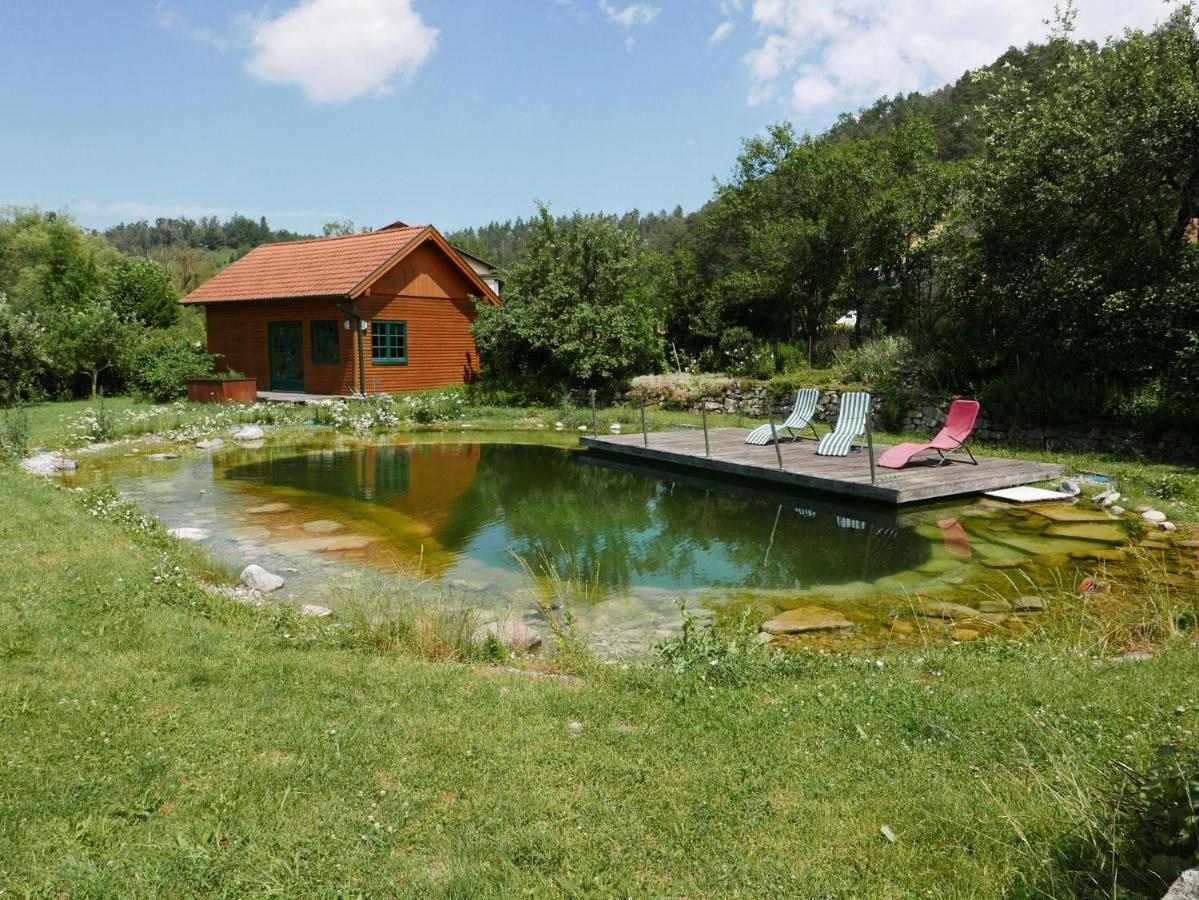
left=267, top=321, right=304, bottom=392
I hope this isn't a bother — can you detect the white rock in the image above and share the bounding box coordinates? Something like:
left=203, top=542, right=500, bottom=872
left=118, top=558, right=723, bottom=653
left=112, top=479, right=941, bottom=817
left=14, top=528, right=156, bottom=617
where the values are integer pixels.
left=1163, top=867, right=1198, bottom=900
left=301, top=604, right=333, bottom=618
left=577, top=425, right=587, bottom=432
left=1142, top=509, right=1167, bottom=523
left=147, top=453, right=179, bottom=461
left=239, top=564, right=285, bottom=593
left=1109, top=506, right=1125, bottom=515
left=1059, top=479, right=1081, bottom=496
left=20, top=454, right=74, bottom=476
left=567, top=721, right=583, bottom=734
left=233, top=426, right=265, bottom=442
left=196, top=438, right=224, bottom=450
left=471, top=617, right=542, bottom=652
left=168, top=527, right=210, bottom=541
left=609, top=423, right=621, bottom=432
left=554, top=422, right=564, bottom=429
left=1159, top=521, right=1177, bottom=532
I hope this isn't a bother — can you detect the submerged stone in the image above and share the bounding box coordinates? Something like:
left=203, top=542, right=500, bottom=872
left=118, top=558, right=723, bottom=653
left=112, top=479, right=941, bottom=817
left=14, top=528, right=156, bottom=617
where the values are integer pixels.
left=168, top=526, right=210, bottom=541
left=978, top=599, right=1012, bottom=613
left=245, top=502, right=292, bottom=514
left=1043, top=522, right=1127, bottom=543
left=1011, top=595, right=1046, bottom=613
left=761, top=606, right=852, bottom=634
left=1069, top=547, right=1126, bottom=562
left=1026, top=503, right=1114, bottom=523
left=301, top=519, right=344, bottom=534
left=914, top=601, right=979, bottom=620
left=911, top=606, right=978, bottom=618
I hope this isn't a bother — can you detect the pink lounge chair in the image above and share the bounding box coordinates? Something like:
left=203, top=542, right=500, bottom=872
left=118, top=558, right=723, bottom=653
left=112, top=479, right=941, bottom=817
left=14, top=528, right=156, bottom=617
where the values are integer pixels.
left=878, top=399, right=980, bottom=469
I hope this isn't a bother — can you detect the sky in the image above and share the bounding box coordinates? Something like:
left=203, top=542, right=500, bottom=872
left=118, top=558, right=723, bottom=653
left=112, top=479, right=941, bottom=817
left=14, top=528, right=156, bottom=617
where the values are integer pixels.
left=0, top=0, right=1174, bottom=235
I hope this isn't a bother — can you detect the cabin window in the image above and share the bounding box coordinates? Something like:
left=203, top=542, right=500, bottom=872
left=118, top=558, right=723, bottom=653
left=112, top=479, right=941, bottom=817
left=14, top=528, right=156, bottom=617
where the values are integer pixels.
left=371, top=320, right=408, bottom=364
left=311, top=320, right=340, bottom=364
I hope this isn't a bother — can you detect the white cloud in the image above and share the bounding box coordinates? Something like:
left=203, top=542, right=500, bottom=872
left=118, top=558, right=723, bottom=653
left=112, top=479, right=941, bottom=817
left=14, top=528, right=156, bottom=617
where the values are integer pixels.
left=598, top=1, right=660, bottom=28
left=744, top=0, right=1173, bottom=117
left=710, top=21, right=734, bottom=44
left=245, top=0, right=438, bottom=103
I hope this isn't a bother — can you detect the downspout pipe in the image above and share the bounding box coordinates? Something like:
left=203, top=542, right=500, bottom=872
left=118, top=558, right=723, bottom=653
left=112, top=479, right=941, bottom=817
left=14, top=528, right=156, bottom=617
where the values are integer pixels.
left=334, top=299, right=367, bottom=396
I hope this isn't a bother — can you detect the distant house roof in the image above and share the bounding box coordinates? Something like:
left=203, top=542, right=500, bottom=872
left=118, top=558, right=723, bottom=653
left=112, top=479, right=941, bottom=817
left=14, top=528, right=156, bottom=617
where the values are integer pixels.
left=180, top=225, right=500, bottom=305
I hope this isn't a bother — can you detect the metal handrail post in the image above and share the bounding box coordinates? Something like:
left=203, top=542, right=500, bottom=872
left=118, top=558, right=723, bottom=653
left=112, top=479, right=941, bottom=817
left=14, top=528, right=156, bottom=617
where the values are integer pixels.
left=590, top=390, right=598, bottom=437
left=866, top=418, right=877, bottom=484
left=701, top=403, right=710, bottom=457
left=639, top=395, right=648, bottom=447
left=768, top=409, right=784, bottom=471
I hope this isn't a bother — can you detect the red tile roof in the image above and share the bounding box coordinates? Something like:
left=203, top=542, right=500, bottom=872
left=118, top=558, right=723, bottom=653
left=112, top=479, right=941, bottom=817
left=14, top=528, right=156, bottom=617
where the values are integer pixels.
left=181, top=226, right=426, bottom=304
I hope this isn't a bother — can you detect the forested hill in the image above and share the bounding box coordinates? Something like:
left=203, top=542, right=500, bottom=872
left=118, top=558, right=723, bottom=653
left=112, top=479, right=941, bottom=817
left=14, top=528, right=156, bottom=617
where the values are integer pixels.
left=825, top=38, right=1096, bottom=159
left=448, top=206, right=689, bottom=268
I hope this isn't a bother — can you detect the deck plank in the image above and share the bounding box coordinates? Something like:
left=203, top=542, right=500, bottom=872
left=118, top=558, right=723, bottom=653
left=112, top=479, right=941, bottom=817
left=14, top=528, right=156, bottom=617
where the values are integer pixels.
left=582, top=428, right=1063, bottom=505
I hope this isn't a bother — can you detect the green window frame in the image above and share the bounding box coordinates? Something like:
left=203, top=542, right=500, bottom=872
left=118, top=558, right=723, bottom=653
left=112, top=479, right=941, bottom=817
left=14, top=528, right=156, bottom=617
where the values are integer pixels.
left=371, top=320, right=408, bottom=365
left=310, top=320, right=340, bottom=364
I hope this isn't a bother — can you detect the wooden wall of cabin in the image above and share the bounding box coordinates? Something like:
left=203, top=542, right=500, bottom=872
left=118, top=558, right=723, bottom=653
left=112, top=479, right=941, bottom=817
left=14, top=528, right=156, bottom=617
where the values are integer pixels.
left=204, top=299, right=355, bottom=395
left=355, top=241, right=484, bottom=394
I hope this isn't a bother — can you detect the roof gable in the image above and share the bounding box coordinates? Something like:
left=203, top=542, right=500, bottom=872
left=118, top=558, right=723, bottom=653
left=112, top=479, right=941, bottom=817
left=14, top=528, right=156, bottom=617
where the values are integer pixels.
left=180, top=225, right=498, bottom=305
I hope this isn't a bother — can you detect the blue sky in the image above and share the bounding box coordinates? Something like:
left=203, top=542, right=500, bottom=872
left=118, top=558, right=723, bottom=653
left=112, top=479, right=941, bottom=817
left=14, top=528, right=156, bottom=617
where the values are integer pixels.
left=0, top=0, right=1169, bottom=234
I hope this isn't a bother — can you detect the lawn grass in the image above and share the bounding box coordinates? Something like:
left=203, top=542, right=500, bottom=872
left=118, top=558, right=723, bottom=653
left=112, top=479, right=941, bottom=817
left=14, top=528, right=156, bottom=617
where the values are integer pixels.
left=1, top=466, right=1197, bottom=895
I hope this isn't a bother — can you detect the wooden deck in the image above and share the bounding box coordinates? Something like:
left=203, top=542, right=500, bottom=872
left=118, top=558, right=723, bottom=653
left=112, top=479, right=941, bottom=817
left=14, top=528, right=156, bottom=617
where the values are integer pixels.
left=581, top=428, right=1063, bottom=505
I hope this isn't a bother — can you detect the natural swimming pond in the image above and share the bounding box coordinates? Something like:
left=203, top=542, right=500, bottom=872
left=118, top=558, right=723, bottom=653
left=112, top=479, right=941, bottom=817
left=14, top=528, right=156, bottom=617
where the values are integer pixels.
left=69, top=432, right=1150, bottom=653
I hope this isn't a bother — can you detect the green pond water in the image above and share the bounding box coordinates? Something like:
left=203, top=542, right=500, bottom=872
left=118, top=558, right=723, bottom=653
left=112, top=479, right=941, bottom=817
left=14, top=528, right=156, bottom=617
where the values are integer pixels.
left=68, top=431, right=1147, bottom=653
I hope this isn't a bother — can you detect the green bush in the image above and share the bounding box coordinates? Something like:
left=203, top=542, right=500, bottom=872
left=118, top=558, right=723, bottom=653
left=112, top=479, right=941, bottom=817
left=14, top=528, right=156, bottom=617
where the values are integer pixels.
left=121, top=329, right=214, bottom=402
left=0, top=406, right=30, bottom=461
left=833, top=335, right=916, bottom=386
left=719, top=327, right=773, bottom=378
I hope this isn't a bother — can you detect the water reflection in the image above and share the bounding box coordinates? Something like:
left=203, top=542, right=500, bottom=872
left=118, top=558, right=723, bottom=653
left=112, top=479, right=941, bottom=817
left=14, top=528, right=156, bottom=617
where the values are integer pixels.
left=221, top=443, right=931, bottom=594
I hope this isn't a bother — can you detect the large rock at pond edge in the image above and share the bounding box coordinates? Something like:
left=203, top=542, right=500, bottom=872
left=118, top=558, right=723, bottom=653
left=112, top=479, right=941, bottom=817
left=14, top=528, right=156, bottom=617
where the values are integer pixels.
left=234, top=426, right=265, bottom=442
left=196, top=438, right=224, bottom=450
left=760, top=606, right=852, bottom=635
left=239, top=564, right=285, bottom=593
left=472, top=618, right=542, bottom=652
left=1164, top=867, right=1199, bottom=900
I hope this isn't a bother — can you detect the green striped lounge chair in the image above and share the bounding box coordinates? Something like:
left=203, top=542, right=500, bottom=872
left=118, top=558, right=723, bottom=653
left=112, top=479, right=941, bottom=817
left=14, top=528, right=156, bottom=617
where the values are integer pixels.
left=816, top=392, right=872, bottom=457
left=745, top=388, right=821, bottom=446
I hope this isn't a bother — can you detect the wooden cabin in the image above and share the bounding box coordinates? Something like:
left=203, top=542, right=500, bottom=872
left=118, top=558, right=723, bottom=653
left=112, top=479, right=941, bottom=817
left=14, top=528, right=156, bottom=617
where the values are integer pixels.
left=180, top=223, right=500, bottom=396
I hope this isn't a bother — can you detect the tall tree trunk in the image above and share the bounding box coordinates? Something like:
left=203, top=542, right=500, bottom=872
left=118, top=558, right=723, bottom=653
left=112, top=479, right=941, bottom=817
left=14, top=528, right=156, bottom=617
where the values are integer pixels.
left=91, top=370, right=98, bottom=398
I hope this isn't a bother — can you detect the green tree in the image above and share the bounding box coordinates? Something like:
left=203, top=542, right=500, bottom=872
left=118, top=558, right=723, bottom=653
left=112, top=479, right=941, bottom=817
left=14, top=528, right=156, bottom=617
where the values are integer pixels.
left=0, top=295, right=48, bottom=404
left=472, top=205, right=665, bottom=392
left=924, top=6, right=1199, bottom=416
left=46, top=300, right=129, bottom=398
left=105, top=256, right=179, bottom=328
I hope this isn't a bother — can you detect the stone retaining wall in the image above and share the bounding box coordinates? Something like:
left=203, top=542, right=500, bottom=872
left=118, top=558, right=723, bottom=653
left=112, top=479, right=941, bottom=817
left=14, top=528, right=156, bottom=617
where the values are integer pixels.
left=621, top=377, right=1198, bottom=460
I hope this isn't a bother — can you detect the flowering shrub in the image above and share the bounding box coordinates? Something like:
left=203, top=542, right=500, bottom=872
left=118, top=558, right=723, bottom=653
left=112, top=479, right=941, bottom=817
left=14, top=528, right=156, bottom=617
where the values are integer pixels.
left=78, top=485, right=159, bottom=535
left=66, top=403, right=118, bottom=444
left=403, top=391, right=465, bottom=424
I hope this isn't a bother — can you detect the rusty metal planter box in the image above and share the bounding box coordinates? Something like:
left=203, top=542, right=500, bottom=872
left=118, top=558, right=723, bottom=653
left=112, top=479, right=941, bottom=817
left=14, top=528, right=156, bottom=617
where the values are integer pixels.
left=186, top=378, right=257, bottom=405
